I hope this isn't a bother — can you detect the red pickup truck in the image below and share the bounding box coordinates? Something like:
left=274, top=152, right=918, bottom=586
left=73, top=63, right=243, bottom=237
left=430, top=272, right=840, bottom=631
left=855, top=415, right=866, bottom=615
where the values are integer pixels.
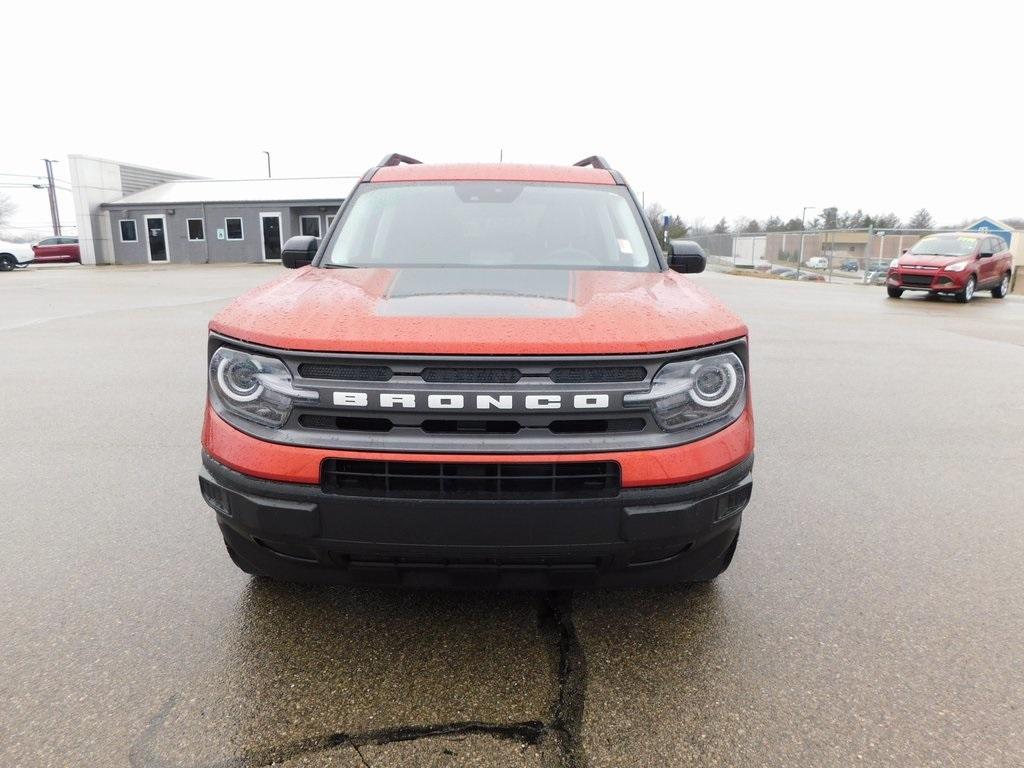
left=32, top=236, right=80, bottom=264
left=199, top=154, right=754, bottom=588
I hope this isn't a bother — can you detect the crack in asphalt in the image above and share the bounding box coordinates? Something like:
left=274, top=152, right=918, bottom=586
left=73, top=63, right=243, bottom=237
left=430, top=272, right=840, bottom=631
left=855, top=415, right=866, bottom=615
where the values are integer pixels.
left=537, top=591, right=589, bottom=768
left=130, top=592, right=588, bottom=768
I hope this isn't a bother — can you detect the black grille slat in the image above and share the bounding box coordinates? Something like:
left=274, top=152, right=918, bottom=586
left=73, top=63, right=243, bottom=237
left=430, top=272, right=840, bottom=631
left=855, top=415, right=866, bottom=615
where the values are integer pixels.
left=549, top=418, right=645, bottom=434
left=322, top=459, right=620, bottom=499
left=549, top=366, right=647, bottom=383
left=296, top=415, right=645, bottom=435
left=421, top=367, right=522, bottom=383
left=299, top=415, right=393, bottom=432
left=298, top=363, right=393, bottom=381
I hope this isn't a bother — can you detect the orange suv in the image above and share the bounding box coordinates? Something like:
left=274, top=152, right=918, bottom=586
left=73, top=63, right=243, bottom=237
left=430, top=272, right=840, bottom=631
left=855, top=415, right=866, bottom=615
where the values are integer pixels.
left=887, top=232, right=1013, bottom=302
left=199, top=155, right=754, bottom=587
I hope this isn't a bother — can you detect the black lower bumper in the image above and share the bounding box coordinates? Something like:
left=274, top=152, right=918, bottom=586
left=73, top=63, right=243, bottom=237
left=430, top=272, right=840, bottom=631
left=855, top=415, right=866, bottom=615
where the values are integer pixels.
left=200, top=452, right=753, bottom=589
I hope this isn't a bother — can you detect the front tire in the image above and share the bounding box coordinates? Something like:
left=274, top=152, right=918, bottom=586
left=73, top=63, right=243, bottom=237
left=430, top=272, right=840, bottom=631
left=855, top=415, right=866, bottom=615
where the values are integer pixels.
left=992, top=272, right=1011, bottom=299
left=0, top=255, right=16, bottom=272
left=887, top=286, right=903, bottom=299
left=957, top=276, right=976, bottom=303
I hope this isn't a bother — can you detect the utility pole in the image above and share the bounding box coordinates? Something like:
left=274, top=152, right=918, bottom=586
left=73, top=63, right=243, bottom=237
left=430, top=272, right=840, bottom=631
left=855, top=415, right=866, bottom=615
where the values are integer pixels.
left=798, top=205, right=816, bottom=279
left=42, top=159, right=61, bottom=235
left=262, top=151, right=272, bottom=179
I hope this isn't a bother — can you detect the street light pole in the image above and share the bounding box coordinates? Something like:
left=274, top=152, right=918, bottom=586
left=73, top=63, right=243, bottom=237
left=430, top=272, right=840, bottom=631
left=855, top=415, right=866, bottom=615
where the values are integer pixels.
left=262, top=151, right=272, bottom=179
left=42, top=159, right=61, bottom=236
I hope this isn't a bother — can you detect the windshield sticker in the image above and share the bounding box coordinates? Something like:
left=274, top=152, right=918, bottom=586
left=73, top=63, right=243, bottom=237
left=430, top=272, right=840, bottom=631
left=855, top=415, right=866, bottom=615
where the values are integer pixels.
left=618, top=239, right=634, bottom=254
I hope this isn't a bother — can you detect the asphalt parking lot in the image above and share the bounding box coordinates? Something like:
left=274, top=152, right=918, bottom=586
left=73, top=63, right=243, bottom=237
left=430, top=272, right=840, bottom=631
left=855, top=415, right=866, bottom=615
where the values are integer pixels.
left=2, top=264, right=1022, bottom=768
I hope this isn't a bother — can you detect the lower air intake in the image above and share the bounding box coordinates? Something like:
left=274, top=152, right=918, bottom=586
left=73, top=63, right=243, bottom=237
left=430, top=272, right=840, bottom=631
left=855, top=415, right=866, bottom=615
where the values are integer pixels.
left=321, top=459, right=621, bottom=499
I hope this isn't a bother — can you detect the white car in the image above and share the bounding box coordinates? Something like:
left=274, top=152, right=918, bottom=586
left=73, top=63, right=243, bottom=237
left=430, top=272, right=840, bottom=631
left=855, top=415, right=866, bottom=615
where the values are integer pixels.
left=0, top=240, right=34, bottom=271
left=804, top=256, right=829, bottom=269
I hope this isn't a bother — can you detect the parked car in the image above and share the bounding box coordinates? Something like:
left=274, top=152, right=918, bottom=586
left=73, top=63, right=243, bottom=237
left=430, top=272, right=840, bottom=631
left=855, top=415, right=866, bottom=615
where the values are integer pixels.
left=839, top=259, right=859, bottom=272
left=866, top=268, right=888, bottom=285
left=886, top=232, right=1013, bottom=303
left=199, top=153, right=754, bottom=588
left=0, top=240, right=35, bottom=271
left=804, top=256, right=828, bottom=269
left=798, top=272, right=825, bottom=282
left=32, top=235, right=80, bottom=263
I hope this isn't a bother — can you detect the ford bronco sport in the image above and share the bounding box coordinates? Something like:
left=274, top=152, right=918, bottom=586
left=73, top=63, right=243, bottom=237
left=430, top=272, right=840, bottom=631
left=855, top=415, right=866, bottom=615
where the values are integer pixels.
left=199, top=154, right=754, bottom=588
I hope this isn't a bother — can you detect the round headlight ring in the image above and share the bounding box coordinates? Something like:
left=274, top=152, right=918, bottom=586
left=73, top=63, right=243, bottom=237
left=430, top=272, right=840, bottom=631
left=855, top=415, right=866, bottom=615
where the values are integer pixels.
left=217, top=355, right=264, bottom=402
left=689, top=360, right=738, bottom=408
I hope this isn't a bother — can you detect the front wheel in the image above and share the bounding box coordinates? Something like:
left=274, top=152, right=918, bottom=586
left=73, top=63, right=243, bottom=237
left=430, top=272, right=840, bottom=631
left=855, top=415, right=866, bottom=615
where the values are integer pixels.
left=957, top=276, right=976, bottom=303
left=992, top=272, right=1011, bottom=299
left=887, top=286, right=903, bottom=299
left=0, top=255, right=16, bottom=272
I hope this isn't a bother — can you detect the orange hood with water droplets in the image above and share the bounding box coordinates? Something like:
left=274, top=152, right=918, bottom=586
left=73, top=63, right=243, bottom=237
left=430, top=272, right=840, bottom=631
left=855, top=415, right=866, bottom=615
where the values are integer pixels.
left=209, top=266, right=747, bottom=355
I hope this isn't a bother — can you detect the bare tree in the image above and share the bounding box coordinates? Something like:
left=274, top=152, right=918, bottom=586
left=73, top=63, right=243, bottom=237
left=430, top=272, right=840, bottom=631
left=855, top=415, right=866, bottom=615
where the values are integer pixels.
left=0, top=192, right=15, bottom=230
left=907, top=208, right=934, bottom=229
left=644, top=202, right=688, bottom=243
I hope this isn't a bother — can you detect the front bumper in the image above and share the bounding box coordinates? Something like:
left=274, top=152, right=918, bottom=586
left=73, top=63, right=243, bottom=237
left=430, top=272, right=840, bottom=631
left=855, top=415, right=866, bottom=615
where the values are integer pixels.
left=888, top=270, right=964, bottom=292
left=200, top=451, right=753, bottom=588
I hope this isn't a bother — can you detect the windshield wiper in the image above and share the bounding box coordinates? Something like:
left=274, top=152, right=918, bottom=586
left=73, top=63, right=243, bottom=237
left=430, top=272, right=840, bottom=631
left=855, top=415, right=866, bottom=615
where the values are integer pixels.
left=323, top=263, right=359, bottom=269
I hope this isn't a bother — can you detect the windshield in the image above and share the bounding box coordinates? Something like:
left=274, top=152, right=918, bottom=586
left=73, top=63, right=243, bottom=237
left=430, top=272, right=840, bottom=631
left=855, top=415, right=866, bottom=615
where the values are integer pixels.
left=909, top=235, right=977, bottom=258
left=323, top=182, right=658, bottom=271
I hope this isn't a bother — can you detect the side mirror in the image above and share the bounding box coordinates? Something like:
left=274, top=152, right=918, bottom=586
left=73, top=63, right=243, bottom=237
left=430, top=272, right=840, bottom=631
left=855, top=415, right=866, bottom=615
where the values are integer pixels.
left=979, top=251, right=994, bottom=259
left=281, top=235, right=319, bottom=268
left=668, top=240, right=707, bottom=274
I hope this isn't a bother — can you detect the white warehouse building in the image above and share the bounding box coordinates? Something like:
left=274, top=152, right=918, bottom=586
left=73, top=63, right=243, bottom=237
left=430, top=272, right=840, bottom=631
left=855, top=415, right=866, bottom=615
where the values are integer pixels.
left=68, top=155, right=354, bottom=265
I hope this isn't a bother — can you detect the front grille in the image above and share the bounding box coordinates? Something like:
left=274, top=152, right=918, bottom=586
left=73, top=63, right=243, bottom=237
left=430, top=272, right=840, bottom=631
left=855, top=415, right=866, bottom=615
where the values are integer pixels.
left=299, top=414, right=393, bottom=432
left=300, top=415, right=646, bottom=435
left=901, top=274, right=934, bottom=287
left=298, top=363, right=393, bottom=381
left=321, top=459, right=621, bottom=499
left=550, top=366, right=647, bottom=383
left=421, top=367, right=521, bottom=383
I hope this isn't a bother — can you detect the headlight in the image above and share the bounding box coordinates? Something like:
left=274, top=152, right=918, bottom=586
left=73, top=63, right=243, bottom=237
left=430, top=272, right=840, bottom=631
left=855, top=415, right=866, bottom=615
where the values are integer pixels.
left=889, top=258, right=899, bottom=268
left=623, top=351, right=746, bottom=432
left=209, top=347, right=317, bottom=428
left=945, top=261, right=969, bottom=272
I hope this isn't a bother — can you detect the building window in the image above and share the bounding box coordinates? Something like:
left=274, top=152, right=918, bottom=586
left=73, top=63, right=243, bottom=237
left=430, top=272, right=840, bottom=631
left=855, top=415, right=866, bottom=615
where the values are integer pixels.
left=300, top=215, right=321, bottom=237
left=119, top=219, right=138, bottom=242
left=326, top=214, right=335, bottom=229
left=225, top=217, right=244, bottom=240
left=187, top=218, right=205, bottom=241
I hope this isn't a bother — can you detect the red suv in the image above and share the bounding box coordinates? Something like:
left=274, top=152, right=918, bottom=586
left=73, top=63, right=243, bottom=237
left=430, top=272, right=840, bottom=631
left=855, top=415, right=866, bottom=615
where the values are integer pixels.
left=199, top=154, right=754, bottom=588
left=31, top=236, right=80, bottom=263
left=887, top=233, right=1013, bottom=302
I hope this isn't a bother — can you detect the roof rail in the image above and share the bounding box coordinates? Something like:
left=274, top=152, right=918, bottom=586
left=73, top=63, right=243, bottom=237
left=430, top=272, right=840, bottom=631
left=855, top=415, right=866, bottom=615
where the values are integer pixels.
left=573, top=155, right=612, bottom=171
left=378, top=153, right=423, bottom=167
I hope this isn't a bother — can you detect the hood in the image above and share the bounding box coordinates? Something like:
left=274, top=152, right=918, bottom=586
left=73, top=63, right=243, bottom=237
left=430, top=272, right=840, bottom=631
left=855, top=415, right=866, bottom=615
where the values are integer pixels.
left=210, top=266, right=747, bottom=355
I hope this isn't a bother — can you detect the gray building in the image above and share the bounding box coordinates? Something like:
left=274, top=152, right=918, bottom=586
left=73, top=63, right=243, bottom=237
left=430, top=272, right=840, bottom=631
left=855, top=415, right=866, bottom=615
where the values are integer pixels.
left=68, top=155, right=353, bottom=265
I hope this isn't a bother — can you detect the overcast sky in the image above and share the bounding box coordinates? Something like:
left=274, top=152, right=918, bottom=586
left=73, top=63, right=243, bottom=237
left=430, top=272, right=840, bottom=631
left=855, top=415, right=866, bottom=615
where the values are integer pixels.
left=3, top=1, right=1021, bottom=235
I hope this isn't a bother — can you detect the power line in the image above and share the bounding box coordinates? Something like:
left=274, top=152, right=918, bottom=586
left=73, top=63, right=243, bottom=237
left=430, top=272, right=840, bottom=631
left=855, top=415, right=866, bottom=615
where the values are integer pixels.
left=0, top=172, right=71, bottom=184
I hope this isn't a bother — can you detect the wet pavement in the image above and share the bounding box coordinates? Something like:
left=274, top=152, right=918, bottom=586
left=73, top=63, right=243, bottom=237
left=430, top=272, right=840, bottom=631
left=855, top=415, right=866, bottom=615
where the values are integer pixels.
left=2, top=264, right=1022, bottom=767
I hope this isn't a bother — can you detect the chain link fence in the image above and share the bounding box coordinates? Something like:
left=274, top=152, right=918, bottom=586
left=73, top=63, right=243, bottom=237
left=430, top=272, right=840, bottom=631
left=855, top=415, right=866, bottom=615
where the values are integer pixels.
left=688, top=228, right=952, bottom=284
